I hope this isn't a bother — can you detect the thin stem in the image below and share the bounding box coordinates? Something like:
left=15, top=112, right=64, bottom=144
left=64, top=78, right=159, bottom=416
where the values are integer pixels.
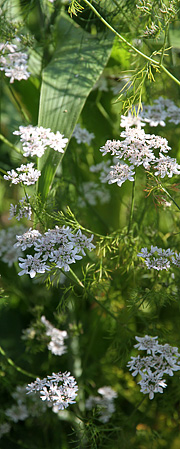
left=160, top=64, right=180, bottom=85
left=8, top=85, right=30, bottom=123
left=69, top=267, right=118, bottom=321
left=23, top=186, right=45, bottom=229
left=82, top=0, right=180, bottom=87
left=161, top=186, right=180, bottom=212
left=128, top=169, right=136, bottom=233
left=0, top=345, right=37, bottom=378
left=83, top=0, right=158, bottom=64
left=0, top=133, right=23, bottom=155
left=146, top=172, right=180, bottom=212
left=128, top=396, right=146, bottom=419
left=160, top=23, right=169, bottom=66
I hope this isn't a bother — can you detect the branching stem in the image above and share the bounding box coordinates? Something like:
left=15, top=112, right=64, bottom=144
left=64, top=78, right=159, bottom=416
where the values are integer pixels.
left=82, top=0, right=180, bottom=86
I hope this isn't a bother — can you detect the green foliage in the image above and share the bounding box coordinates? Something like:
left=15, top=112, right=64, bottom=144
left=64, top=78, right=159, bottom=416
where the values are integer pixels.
left=1, top=0, right=180, bottom=448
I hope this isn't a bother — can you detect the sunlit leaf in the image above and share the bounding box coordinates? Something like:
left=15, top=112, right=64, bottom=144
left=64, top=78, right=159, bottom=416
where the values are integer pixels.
left=37, top=12, right=114, bottom=200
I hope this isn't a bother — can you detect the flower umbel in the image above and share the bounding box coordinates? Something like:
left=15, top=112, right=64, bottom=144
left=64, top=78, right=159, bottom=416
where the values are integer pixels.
left=4, top=163, right=41, bottom=185
left=41, top=315, right=68, bottom=356
left=9, top=196, right=32, bottom=221
left=26, top=372, right=78, bottom=410
left=137, top=246, right=175, bottom=270
left=0, top=39, right=30, bottom=83
left=72, top=124, right=95, bottom=145
left=13, top=125, right=68, bottom=158
left=16, top=226, right=95, bottom=277
left=127, top=336, right=180, bottom=399
left=85, top=386, right=117, bottom=423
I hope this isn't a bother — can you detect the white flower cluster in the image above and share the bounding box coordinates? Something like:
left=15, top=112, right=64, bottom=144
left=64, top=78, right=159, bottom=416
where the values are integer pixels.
left=140, top=97, right=180, bottom=127
left=26, top=371, right=78, bottom=410
left=72, top=124, right=95, bottom=145
left=0, top=225, right=26, bottom=267
left=0, top=40, right=30, bottom=83
left=3, top=126, right=68, bottom=186
left=137, top=246, right=180, bottom=270
left=120, top=112, right=146, bottom=129
left=13, top=125, right=68, bottom=157
left=90, top=160, right=114, bottom=183
left=4, top=163, right=41, bottom=185
left=120, top=98, right=180, bottom=131
left=9, top=195, right=32, bottom=221
left=15, top=226, right=95, bottom=278
left=0, top=423, right=11, bottom=439
left=5, top=384, right=47, bottom=424
left=97, top=127, right=180, bottom=188
left=85, top=386, right=117, bottom=423
left=78, top=181, right=110, bottom=207
left=41, top=315, right=68, bottom=356
left=127, top=335, right=180, bottom=400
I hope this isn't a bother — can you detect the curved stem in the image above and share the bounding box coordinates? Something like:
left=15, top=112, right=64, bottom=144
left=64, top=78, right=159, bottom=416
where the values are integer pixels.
left=82, top=0, right=180, bottom=87
left=68, top=267, right=118, bottom=321
left=8, top=85, right=30, bottom=123
left=161, top=185, right=180, bottom=212
left=0, top=133, right=23, bottom=155
left=0, top=345, right=37, bottom=378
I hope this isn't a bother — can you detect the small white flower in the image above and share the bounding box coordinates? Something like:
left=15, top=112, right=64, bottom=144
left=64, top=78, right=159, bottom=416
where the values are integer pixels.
left=0, top=225, right=26, bottom=266
left=127, top=335, right=180, bottom=399
left=98, top=386, right=118, bottom=400
left=15, top=228, right=42, bottom=251
left=13, top=125, right=68, bottom=157
left=134, top=335, right=159, bottom=354
left=105, top=162, right=135, bottom=187
left=41, top=315, right=68, bottom=356
left=5, top=404, right=29, bottom=422
left=154, top=153, right=180, bottom=178
left=15, top=226, right=95, bottom=277
left=72, top=124, right=95, bottom=145
left=85, top=386, right=117, bottom=423
left=0, top=423, right=11, bottom=439
left=137, top=246, right=175, bottom=270
left=18, top=253, right=50, bottom=278
left=120, top=112, right=145, bottom=129
left=77, top=181, right=110, bottom=207
left=9, top=196, right=32, bottom=221
left=172, top=253, right=180, bottom=267
left=0, top=39, right=30, bottom=83
left=26, top=372, right=78, bottom=410
left=4, top=163, right=41, bottom=185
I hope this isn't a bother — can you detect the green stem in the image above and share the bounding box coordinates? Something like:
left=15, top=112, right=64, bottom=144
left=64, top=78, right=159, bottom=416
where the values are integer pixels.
left=128, top=396, right=146, bottom=419
left=161, top=186, right=180, bottom=212
left=159, top=64, right=180, bottom=85
left=160, top=23, right=169, bottom=66
left=128, top=169, right=136, bottom=233
left=69, top=267, right=118, bottom=321
left=23, top=186, right=45, bottom=229
left=82, top=0, right=180, bottom=87
left=8, top=85, right=30, bottom=123
left=96, top=90, right=115, bottom=126
left=0, top=133, right=23, bottom=155
left=0, top=345, right=37, bottom=378
left=83, top=0, right=158, bottom=64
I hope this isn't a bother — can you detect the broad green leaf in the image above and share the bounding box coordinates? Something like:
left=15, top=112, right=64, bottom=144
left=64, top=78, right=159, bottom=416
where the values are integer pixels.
left=37, top=12, right=114, bottom=200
